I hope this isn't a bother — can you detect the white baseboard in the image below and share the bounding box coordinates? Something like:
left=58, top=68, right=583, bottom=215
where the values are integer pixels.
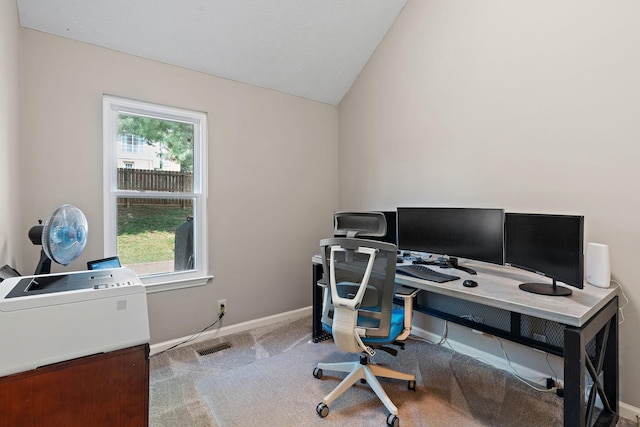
left=149, top=306, right=312, bottom=355
left=620, top=402, right=640, bottom=424
left=411, top=325, right=640, bottom=423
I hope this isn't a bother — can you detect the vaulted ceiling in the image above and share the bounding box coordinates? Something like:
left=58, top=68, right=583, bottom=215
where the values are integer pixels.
left=17, top=0, right=407, bottom=105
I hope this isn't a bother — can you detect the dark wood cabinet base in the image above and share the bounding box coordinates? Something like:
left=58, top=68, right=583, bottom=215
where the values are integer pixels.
left=0, top=344, right=149, bottom=427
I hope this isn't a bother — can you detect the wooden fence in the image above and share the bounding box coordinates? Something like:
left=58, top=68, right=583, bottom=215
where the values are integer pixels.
left=117, top=168, right=193, bottom=207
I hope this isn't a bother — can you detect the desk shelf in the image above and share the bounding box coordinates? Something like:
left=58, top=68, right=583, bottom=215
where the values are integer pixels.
left=406, top=291, right=572, bottom=357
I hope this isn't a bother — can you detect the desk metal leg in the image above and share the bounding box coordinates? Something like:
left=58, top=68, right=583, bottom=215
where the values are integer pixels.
left=563, top=297, right=618, bottom=427
left=312, top=263, right=331, bottom=342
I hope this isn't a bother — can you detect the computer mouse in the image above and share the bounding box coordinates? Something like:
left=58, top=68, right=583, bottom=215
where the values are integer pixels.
left=463, top=280, right=478, bottom=288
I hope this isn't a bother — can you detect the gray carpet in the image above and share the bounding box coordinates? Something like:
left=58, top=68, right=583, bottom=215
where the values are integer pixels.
left=150, top=316, right=633, bottom=427
left=197, top=339, right=486, bottom=427
left=150, top=317, right=316, bottom=427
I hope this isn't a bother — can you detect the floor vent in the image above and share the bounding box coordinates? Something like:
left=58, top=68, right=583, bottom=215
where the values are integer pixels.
left=197, top=342, right=232, bottom=356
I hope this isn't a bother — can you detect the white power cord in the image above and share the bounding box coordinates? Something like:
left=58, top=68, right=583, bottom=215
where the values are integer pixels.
left=611, top=279, right=629, bottom=325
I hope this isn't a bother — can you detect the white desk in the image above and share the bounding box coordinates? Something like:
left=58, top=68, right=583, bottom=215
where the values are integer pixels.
left=393, top=260, right=617, bottom=327
left=311, top=255, right=619, bottom=427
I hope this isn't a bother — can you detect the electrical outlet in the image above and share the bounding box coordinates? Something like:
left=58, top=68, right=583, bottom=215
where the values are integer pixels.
left=217, top=299, right=226, bottom=316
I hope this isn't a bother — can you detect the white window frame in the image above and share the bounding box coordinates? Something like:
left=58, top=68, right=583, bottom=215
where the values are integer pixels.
left=103, top=95, right=211, bottom=291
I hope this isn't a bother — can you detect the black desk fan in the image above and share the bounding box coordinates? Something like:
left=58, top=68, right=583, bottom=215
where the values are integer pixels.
left=28, top=204, right=88, bottom=275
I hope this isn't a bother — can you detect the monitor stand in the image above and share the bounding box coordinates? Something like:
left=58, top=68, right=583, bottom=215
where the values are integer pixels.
left=436, top=257, right=477, bottom=275
left=519, top=278, right=572, bottom=296
left=413, top=256, right=477, bottom=275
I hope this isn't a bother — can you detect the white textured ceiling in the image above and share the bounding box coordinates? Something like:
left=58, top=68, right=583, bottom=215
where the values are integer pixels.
left=17, top=0, right=407, bottom=105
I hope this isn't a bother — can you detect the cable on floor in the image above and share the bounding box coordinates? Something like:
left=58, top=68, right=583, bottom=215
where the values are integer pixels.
left=150, top=312, right=225, bottom=358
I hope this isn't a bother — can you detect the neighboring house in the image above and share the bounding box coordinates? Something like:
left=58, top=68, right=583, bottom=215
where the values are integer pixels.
left=118, top=133, right=181, bottom=171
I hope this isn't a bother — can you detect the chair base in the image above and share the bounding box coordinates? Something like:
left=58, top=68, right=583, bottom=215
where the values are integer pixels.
left=315, top=357, right=415, bottom=417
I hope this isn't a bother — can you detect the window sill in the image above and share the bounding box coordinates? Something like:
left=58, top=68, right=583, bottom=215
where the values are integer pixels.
left=144, top=275, right=213, bottom=294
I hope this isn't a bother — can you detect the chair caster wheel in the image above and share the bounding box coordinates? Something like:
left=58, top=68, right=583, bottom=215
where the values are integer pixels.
left=408, top=380, right=416, bottom=391
left=313, top=368, right=323, bottom=379
left=316, top=402, right=329, bottom=418
left=387, top=414, right=399, bottom=427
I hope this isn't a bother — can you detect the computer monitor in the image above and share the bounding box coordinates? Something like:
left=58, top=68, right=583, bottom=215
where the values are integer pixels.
left=397, top=207, right=505, bottom=273
left=505, top=213, right=584, bottom=296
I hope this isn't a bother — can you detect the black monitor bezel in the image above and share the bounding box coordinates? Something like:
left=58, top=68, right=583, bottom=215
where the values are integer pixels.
left=396, top=207, right=505, bottom=266
left=504, top=213, right=584, bottom=290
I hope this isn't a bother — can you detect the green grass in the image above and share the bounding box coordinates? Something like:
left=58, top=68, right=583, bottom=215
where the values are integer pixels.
left=117, top=204, right=192, bottom=264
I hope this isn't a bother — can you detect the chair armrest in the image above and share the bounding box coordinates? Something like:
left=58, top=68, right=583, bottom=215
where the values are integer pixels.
left=395, top=286, right=419, bottom=298
left=394, top=287, right=420, bottom=340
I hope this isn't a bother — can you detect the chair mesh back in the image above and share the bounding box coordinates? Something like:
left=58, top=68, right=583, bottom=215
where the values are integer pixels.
left=320, top=238, right=397, bottom=338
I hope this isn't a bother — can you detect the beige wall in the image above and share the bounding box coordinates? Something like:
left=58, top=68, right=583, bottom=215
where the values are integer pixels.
left=18, top=29, right=339, bottom=343
left=0, top=0, right=20, bottom=267
left=340, top=0, right=640, bottom=409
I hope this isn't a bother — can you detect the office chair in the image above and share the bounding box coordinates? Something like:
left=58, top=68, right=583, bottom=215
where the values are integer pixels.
left=313, top=213, right=419, bottom=427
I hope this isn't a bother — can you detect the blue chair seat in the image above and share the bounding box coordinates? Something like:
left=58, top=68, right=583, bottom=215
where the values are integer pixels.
left=322, top=308, right=405, bottom=345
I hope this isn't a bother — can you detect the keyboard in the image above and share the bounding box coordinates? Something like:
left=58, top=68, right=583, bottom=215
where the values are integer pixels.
left=396, top=264, right=460, bottom=283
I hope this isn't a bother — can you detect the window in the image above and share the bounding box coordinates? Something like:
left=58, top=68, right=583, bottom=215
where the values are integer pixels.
left=103, top=95, right=209, bottom=289
left=120, top=134, right=144, bottom=153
